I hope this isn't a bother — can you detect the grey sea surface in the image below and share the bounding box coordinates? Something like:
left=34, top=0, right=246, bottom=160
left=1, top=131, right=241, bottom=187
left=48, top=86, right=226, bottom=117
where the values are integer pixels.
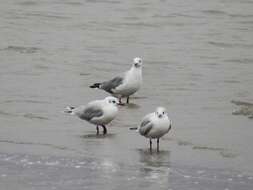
left=1, top=0, right=253, bottom=189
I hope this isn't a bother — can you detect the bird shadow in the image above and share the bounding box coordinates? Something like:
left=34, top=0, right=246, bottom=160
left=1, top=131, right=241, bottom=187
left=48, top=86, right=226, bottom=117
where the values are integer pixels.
left=118, top=103, right=140, bottom=109
left=126, top=103, right=140, bottom=109
left=80, top=133, right=116, bottom=139
left=136, top=148, right=171, bottom=168
left=131, top=96, right=148, bottom=100
left=137, top=148, right=171, bottom=156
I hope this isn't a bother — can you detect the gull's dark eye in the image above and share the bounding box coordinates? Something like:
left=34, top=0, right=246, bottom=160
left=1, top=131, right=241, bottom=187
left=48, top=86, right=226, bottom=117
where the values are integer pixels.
left=162, top=112, right=165, bottom=114
left=112, top=100, right=116, bottom=103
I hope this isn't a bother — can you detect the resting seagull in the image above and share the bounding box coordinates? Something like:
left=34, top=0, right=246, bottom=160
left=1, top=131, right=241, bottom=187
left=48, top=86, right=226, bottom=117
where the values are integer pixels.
left=64, top=96, right=119, bottom=135
left=90, top=57, right=143, bottom=104
left=130, top=107, right=172, bottom=152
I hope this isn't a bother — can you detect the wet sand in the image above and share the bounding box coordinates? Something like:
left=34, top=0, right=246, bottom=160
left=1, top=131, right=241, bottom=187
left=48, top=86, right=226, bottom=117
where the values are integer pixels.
left=1, top=0, right=253, bottom=189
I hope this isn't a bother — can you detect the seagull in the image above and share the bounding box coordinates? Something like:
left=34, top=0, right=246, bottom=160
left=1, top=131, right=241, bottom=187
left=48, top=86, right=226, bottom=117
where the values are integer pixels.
left=64, top=96, right=119, bottom=135
left=90, top=57, right=143, bottom=105
left=130, top=107, right=172, bottom=152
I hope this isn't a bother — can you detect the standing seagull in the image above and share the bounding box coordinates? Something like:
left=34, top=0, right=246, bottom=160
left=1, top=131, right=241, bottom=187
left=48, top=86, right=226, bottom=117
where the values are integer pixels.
left=64, top=96, right=119, bottom=135
left=90, top=57, right=143, bottom=104
left=130, top=107, right=172, bottom=152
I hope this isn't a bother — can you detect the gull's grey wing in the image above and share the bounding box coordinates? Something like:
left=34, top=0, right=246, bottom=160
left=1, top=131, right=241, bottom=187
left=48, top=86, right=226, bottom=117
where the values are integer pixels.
left=78, top=106, right=103, bottom=121
left=139, top=117, right=153, bottom=136
left=100, top=76, right=123, bottom=93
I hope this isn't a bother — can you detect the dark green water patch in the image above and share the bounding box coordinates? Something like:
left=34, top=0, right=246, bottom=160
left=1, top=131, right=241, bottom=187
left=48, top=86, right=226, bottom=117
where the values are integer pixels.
left=231, top=100, right=253, bottom=119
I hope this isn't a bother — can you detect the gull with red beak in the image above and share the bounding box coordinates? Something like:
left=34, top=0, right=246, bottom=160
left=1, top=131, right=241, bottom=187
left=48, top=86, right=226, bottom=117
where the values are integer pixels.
left=64, top=96, right=119, bottom=135
left=90, top=57, right=143, bottom=105
left=130, top=107, right=172, bottom=152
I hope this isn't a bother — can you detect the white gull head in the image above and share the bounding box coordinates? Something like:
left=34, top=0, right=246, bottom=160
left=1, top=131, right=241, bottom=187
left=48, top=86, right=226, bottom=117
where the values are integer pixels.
left=104, top=96, right=119, bottom=106
left=155, top=107, right=167, bottom=118
left=133, top=57, right=143, bottom=68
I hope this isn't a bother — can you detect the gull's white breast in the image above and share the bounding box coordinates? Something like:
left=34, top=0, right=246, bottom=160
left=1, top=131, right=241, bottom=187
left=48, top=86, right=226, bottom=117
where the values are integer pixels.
left=91, top=103, right=118, bottom=125
left=146, top=117, right=171, bottom=139
left=114, top=68, right=142, bottom=96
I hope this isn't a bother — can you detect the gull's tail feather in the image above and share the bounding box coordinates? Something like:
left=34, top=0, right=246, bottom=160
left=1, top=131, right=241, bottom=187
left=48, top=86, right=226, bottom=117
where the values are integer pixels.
left=90, top=83, right=101, bottom=89
left=64, top=106, right=75, bottom=115
left=169, top=123, right=172, bottom=131
left=129, top=127, right=138, bottom=130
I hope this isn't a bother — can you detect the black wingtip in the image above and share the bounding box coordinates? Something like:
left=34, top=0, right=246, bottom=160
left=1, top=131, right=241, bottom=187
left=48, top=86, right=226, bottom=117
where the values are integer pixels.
left=90, top=83, right=101, bottom=88
left=64, top=106, right=75, bottom=114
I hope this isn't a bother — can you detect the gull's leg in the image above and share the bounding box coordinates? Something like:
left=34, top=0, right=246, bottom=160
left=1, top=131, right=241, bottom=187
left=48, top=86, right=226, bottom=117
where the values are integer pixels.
left=157, top=138, right=160, bottom=153
left=118, top=97, right=125, bottom=106
left=126, top=97, right=130, bottom=104
left=149, top=138, right=152, bottom=153
left=102, top=125, right=107, bottom=135
left=96, top=125, right=99, bottom=135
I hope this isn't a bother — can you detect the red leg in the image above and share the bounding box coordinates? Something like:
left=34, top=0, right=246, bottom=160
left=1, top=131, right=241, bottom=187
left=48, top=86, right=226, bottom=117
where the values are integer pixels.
left=101, top=125, right=107, bottom=135
left=149, top=139, right=152, bottom=153
left=157, top=138, right=160, bottom=153
left=96, top=125, right=99, bottom=135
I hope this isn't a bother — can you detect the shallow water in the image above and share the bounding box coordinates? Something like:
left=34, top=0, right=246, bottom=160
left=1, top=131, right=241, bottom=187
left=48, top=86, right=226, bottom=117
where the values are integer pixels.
left=1, top=0, right=253, bottom=189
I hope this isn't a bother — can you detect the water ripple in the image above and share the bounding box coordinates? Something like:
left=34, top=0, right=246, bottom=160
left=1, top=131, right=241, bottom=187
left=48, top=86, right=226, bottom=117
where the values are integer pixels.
left=23, top=113, right=49, bottom=120
left=1, top=46, right=41, bottom=54
left=2, top=99, right=51, bottom=104
left=0, top=140, right=70, bottom=151
left=201, top=10, right=228, bottom=16
left=224, top=58, right=253, bottom=64
left=208, top=41, right=253, bottom=48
